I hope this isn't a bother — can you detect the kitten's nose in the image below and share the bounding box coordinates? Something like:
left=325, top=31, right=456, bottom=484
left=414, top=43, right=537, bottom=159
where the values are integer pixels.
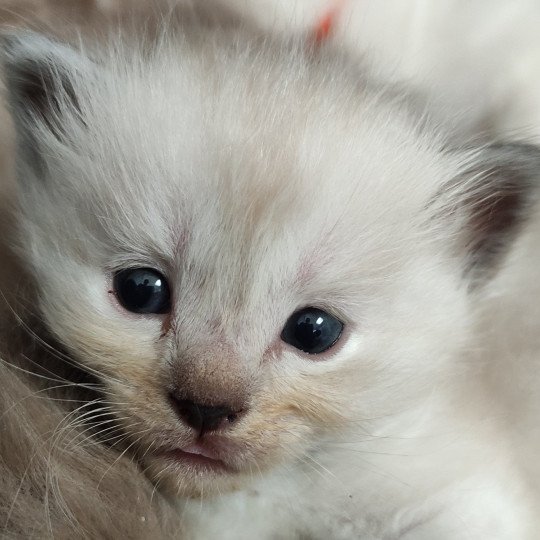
left=169, top=395, right=243, bottom=435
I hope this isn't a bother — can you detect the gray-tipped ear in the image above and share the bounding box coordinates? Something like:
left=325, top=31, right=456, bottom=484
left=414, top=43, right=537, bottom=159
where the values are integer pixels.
left=446, top=142, right=540, bottom=281
left=1, top=32, right=88, bottom=170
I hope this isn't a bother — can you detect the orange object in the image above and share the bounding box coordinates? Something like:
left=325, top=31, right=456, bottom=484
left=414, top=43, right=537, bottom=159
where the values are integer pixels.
left=312, top=0, right=345, bottom=43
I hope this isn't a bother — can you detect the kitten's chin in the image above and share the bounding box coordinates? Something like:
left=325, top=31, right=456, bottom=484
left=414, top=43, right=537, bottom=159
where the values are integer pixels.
left=143, top=453, right=255, bottom=498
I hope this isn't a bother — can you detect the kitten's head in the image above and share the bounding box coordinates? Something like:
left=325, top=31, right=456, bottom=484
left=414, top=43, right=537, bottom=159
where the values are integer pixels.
left=2, top=30, right=537, bottom=497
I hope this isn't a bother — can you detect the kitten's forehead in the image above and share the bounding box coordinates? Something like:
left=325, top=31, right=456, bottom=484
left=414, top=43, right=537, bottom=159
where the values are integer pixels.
left=83, top=49, right=451, bottom=223
left=44, top=35, right=460, bottom=314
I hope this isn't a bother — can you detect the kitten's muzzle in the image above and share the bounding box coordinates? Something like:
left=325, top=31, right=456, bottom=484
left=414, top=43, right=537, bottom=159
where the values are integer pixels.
left=169, top=394, right=244, bottom=436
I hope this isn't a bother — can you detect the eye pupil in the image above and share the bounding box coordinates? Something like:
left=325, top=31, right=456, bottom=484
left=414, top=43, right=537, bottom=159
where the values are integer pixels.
left=281, top=307, right=343, bottom=355
left=114, top=268, right=171, bottom=314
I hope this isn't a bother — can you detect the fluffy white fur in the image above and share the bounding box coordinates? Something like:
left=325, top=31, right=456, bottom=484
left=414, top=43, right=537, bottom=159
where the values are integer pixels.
left=2, top=18, right=540, bottom=539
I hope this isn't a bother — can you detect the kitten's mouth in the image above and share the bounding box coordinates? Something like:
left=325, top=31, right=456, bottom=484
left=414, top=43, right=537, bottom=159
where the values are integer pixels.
left=160, top=443, right=232, bottom=473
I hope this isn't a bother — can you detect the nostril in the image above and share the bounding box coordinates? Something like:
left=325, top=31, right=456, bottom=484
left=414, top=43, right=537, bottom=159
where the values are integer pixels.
left=168, top=394, right=199, bottom=429
left=168, top=393, right=244, bottom=434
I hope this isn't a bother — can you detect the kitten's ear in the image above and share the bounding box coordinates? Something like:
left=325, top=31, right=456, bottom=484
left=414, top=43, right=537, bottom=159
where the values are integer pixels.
left=1, top=32, right=90, bottom=167
left=444, top=142, right=540, bottom=282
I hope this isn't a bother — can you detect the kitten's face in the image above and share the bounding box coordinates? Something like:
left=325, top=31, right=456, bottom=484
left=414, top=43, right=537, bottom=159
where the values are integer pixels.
left=4, top=31, right=527, bottom=498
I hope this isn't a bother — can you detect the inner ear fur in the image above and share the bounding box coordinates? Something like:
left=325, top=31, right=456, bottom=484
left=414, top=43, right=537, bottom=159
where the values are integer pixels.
left=444, top=142, right=540, bottom=281
left=1, top=31, right=88, bottom=173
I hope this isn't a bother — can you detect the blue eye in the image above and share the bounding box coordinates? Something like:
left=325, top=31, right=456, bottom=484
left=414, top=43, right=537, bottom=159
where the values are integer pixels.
left=281, top=307, right=343, bottom=354
left=113, top=268, right=171, bottom=314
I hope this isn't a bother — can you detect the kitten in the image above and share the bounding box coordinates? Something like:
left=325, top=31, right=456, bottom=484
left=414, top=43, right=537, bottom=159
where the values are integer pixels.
left=1, top=17, right=540, bottom=539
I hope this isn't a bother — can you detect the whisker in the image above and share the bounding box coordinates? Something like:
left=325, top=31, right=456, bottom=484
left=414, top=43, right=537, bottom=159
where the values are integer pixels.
left=0, top=289, right=126, bottom=387
left=97, top=430, right=150, bottom=489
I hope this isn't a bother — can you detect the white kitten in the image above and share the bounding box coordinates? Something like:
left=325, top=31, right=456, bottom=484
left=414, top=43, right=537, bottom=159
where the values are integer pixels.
left=1, top=20, right=540, bottom=539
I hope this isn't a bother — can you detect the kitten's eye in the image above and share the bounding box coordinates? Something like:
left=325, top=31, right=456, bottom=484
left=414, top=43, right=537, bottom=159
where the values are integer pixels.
left=113, top=268, right=171, bottom=314
left=281, top=307, right=343, bottom=354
